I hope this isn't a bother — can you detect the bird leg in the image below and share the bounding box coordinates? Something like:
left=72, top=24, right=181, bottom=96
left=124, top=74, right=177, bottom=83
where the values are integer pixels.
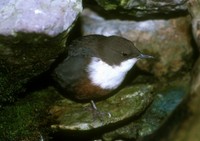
left=90, top=100, right=111, bottom=121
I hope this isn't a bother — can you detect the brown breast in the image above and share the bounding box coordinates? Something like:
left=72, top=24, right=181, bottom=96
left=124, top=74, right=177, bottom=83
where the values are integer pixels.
left=73, top=78, right=111, bottom=100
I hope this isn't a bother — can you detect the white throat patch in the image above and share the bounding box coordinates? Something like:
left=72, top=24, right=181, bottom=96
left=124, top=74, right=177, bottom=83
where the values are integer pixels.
left=87, top=57, right=138, bottom=90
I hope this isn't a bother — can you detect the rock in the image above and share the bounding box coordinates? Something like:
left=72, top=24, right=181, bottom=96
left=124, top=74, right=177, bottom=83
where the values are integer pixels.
left=94, top=0, right=187, bottom=17
left=49, top=74, right=190, bottom=140
left=188, top=0, right=200, bottom=90
left=138, top=57, right=199, bottom=141
left=103, top=75, right=190, bottom=140
left=0, top=0, right=82, bottom=36
left=190, top=57, right=200, bottom=96
left=188, top=0, right=200, bottom=49
left=50, top=84, right=154, bottom=131
left=81, top=8, right=193, bottom=78
left=0, top=0, right=82, bottom=105
left=47, top=8, right=193, bottom=140
left=152, top=61, right=200, bottom=141
left=0, top=87, right=63, bottom=141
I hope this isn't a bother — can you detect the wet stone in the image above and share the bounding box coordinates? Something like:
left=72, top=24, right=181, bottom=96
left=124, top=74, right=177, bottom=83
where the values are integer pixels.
left=102, top=75, right=190, bottom=140
left=187, top=0, right=200, bottom=49
left=94, top=0, right=187, bottom=17
left=190, top=57, right=200, bottom=95
left=50, top=84, right=154, bottom=131
left=0, top=0, right=82, bottom=105
left=49, top=73, right=190, bottom=140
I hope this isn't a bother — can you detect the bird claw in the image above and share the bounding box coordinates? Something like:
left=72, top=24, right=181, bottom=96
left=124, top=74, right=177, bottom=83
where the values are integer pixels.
left=90, top=100, right=112, bottom=121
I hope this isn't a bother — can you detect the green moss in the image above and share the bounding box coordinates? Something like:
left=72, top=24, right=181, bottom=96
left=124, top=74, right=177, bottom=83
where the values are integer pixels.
left=0, top=31, right=68, bottom=106
left=95, top=0, right=187, bottom=17
left=0, top=87, right=62, bottom=141
left=96, top=0, right=119, bottom=10
left=0, top=72, right=25, bottom=105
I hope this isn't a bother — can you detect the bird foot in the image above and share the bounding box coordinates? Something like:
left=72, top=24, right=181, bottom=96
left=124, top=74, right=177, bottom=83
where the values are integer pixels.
left=89, top=100, right=111, bottom=121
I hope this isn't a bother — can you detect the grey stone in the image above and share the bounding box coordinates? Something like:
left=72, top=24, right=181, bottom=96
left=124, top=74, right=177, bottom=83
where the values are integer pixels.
left=0, top=0, right=82, bottom=105
left=0, top=0, right=82, bottom=36
left=81, top=8, right=193, bottom=77
left=187, top=0, right=200, bottom=49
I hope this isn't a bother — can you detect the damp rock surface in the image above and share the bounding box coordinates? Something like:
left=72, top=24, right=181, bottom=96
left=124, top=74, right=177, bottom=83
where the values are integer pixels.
left=0, top=0, right=82, bottom=105
left=0, top=0, right=197, bottom=141
left=49, top=74, right=190, bottom=140
left=0, top=87, right=63, bottom=141
left=95, top=0, right=187, bottom=17
left=188, top=0, right=200, bottom=49
left=50, top=84, right=154, bottom=131
left=103, top=75, right=190, bottom=140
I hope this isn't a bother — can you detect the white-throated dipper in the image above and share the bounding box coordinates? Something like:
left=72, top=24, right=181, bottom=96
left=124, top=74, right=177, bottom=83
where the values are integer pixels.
left=53, top=35, right=153, bottom=102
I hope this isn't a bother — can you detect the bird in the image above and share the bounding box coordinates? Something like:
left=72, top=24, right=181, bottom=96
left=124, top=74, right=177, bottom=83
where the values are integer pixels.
left=53, top=35, right=153, bottom=103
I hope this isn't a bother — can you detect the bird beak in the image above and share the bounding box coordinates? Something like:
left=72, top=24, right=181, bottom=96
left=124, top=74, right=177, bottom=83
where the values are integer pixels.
left=138, top=54, right=154, bottom=59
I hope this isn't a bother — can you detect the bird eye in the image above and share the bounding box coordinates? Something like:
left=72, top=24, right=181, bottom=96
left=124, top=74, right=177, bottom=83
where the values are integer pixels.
left=122, top=52, right=128, bottom=56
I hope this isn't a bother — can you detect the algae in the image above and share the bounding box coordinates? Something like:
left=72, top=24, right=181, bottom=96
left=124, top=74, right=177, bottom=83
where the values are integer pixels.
left=0, top=87, right=62, bottom=141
